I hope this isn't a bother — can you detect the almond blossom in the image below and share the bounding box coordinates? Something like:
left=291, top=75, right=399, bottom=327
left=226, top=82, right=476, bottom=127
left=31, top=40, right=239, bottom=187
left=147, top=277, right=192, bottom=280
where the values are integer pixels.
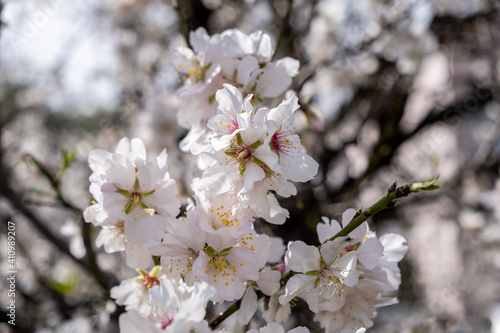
left=84, top=137, right=180, bottom=268
left=279, top=237, right=360, bottom=313
left=119, top=279, right=215, bottom=333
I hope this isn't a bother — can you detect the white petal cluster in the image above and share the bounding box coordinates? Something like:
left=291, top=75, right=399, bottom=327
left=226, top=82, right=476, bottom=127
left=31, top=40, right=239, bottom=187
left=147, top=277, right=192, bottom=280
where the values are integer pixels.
left=310, top=209, right=408, bottom=333
left=81, top=26, right=412, bottom=333
left=119, top=278, right=215, bottom=333
left=195, top=84, right=319, bottom=224
left=172, top=28, right=300, bottom=151
left=84, top=137, right=180, bottom=269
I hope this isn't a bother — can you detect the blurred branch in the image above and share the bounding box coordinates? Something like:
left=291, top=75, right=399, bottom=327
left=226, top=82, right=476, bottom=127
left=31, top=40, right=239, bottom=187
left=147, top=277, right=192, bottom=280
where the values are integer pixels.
left=326, top=177, right=440, bottom=242
left=25, top=154, right=117, bottom=292
left=26, top=154, right=80, bottom=214
left=171, top=0, right=213, bottom=46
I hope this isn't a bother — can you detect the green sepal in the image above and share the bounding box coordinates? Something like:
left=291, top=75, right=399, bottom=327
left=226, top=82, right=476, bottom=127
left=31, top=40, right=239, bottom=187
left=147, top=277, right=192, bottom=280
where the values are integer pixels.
left=204, top=246, right=216, bottom=257
left=238, top=161, right=247, bottom=175
left=305, top=270, right=318, bottom=276
left=203, top=62, right=212, bottom=71
left=220, top=247, right=232, bottom=255
left=225, top=151, right=237, bottom=157
left=319, top=256, right=326, bottom=267
left=117, top=189, right=130, bottom=197
left=124, top=202, right=133, bottom=215
left=133, top=178, right=141, bottom=191
left=248, top=140, right=262, bottom=150
left=313, top=277, right=321, bottom=288
left=236, top=133, right=245, bottom=146
left=143, top=189, right=155, bottom=197
left=252, top=157, right=266, bottom=166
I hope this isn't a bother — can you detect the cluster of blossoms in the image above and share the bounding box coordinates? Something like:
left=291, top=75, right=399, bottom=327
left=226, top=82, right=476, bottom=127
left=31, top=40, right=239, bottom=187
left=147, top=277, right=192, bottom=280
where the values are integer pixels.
left=84, top=28, right=408, bottom=332
left=172, top=27, right=299, bottom=151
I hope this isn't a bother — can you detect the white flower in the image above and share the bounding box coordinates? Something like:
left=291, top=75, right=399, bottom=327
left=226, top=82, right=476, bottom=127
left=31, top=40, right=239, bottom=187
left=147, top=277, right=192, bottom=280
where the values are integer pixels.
left=192, top=228, right=262, bottom=301
left=119, top=279, right=215, bottom=333
left=317, top=209, right=385, bottom=270
left=149, top=211, right=207, bottom=286
left=197, top=85, right=319, bottom=225
left=279, top=238, right=359, bottom=313
left=265, top=95, right=318, bottom=184
left=195, top=189, right=254, bottom=235
left=236, top=266, right=282, bottom=325
left=87, top=138, right=180, bottom=246
left=262, top=287, right=292, bottom=324
left=111, top=266, right=163, bottom=313
left=248, top=57, right=300, bottom=98
left=313, top=232, right=408, bottom=333
left=207, top=84, right=254, bottom=151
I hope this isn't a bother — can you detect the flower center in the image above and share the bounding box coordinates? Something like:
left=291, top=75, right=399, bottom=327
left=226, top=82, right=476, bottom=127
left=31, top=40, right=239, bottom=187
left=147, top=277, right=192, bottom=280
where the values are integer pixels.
left=142, top=274, right=160, bottom=289
left=130, top=191, right=142, bottom=205
left=236, top=145, right=253, bottom=162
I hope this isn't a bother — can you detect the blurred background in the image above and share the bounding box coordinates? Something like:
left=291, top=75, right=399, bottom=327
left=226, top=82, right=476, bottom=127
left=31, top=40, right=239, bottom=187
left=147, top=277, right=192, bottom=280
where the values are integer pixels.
left=0, top=0, right=499, bottom=332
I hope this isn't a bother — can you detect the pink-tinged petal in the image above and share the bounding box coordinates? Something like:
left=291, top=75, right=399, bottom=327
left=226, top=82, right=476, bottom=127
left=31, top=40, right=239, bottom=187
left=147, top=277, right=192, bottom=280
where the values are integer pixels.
left=249, top=30, right=273, bottom=61
left=96, top=226, right=125, bottom=253
left=135, top=160, right=152, bottom=190
left=251, top=233, right=271, bottom=267
left=125, top=213, right=165, bottom=244
left=229, top=247, right=260, bottom=281
left=238, top=287, right=258, bottom=325
left=332, top=252, right=359, bottom=287
left=105, top=155, right=136, bottom=189
left=279, top=153, right=319, bottom=183
left=83, top=204, right=98, bottom=224
left=242, top=163, right=266, bottom=193
left=286, top=241, right=320, bottom=273
left=101, top=192, right=127, bottom=219
left=257, top=58, right=299, bottom=98
left=189, top=27, right=210, bottom=53
left=257, top=267, right=281, bottom=296
left=317, top=289, right=346, bottom=312
left=192, top=251, right=210, bottom=281
left=119, top=310, right=155, bottom=333
left=100, top=182, right=118, bottom=193
left=279, top=274, right=314, bottom=305
left=317, top=217, right=342, bottom=244
left=88, top=149, right=112, bottom=174
left=176, top=282, right=215, bottom=323
left=267, top=95, right=299, bottom=126
left=124, top=243, right=152, bottom=270
left=358, top=238, right=384, bottom=269
left=379, top=233, right=408, bottom=262
left=216, top=84, right=243, bottom=112
left=130, top=138, right=147, bottom=161
left=341, top=208, right=357, bottom=228
left=237, top=55, right=259, bottom=85
left=268, top=237, right=286, bottom=263
left=320, top=236, right=355, bottom=265
left=145, top=181, right=180, bottom=218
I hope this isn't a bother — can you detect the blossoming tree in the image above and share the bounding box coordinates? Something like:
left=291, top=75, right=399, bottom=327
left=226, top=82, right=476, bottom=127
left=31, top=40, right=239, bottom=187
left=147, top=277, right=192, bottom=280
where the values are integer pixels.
left=82, top=28, right=439, bottom=332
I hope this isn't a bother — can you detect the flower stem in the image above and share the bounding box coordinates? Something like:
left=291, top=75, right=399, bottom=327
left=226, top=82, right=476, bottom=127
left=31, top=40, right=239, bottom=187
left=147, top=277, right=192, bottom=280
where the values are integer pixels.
left=207, top=177, right=440, bottom=328
left=325, top=176, right=440, bottom=243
